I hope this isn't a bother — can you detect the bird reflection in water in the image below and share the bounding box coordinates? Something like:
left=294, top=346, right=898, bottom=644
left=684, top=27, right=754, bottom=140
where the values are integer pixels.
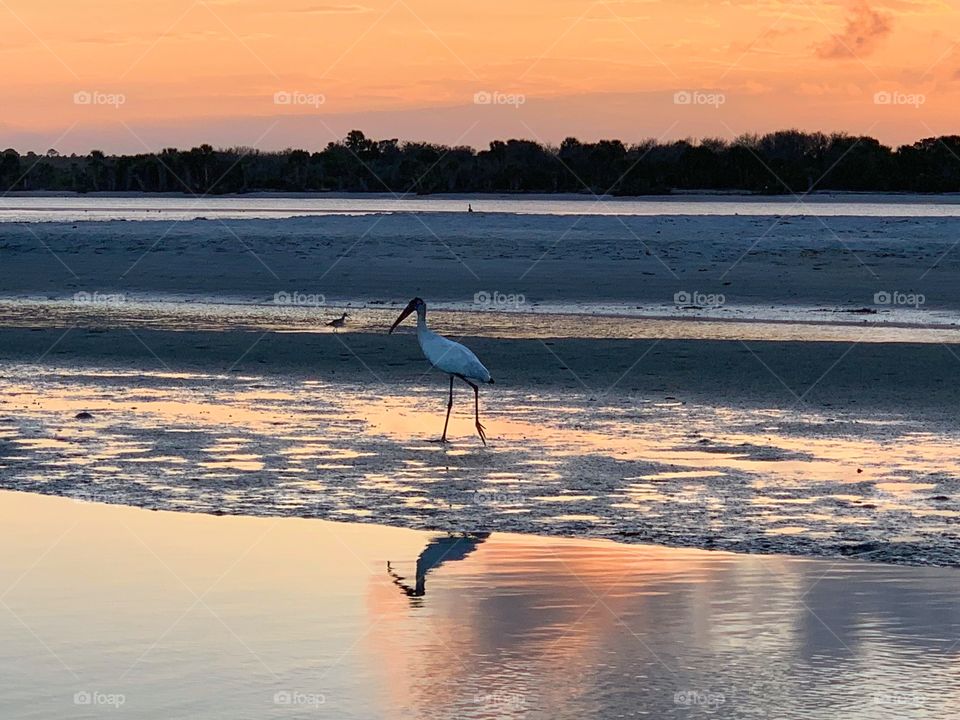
left=387, top=532, right=490, bottom=601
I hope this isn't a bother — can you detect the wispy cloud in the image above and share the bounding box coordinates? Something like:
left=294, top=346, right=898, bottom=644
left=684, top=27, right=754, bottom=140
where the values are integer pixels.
left=816, top=0, right=893, bottom=59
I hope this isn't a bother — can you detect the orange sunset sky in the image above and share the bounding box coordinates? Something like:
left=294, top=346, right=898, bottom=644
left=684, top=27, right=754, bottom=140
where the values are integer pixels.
left=3, top=0, right=959, bottom=153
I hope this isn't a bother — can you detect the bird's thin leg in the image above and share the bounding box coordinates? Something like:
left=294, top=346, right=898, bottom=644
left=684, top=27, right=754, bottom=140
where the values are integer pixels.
left=434, top=375, right=454, bottom=443
left=459, top=377, right=486, bottom=446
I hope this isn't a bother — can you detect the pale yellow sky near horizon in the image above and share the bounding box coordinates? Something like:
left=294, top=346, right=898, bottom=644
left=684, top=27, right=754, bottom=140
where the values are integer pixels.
left=2, top=0, right=959, bottom=152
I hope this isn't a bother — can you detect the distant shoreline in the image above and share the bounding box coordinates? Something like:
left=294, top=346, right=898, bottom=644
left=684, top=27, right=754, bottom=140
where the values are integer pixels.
left=6, top=131, right=959, bottom=194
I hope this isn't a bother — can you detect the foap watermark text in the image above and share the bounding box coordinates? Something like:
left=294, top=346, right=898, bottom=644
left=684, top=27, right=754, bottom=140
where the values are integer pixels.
left=74, top=691, right=125, bottom=708
left=874, top=90, right=925, bottom=108
left=874, top=290, right=924, bottom=308
left=273, top=690, right=325, bottom=709
left=74, top=291, right=125, bottom=305
left=674, top=290, right=725, bottom=307
left=274, top=91, right=325, bottom=108
left=474, top=91, right=525, bottom=107
left=74, top=90, right=126, bottom=108
left=474, top=290, right=525, bottom=309
left=474, top=692, right=526, bottom=711
left=274, top=291, right=326, bottom=307
left=674, top=689, right=725, bottom=712
left=674, top=90, right=725, bottom=108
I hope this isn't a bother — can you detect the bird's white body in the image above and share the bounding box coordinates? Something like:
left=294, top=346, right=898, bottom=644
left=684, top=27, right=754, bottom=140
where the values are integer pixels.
left=416, top=311, right=491, bottom=383
left=389, top=297, right=492, bottom=444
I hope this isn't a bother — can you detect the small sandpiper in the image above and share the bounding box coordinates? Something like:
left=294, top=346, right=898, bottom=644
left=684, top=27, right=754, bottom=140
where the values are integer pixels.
left=326, top=312, right=348, bottom=331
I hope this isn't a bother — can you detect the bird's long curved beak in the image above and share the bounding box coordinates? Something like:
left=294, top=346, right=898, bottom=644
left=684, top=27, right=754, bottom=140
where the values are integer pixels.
left=388, top=304, right=415, bottom=334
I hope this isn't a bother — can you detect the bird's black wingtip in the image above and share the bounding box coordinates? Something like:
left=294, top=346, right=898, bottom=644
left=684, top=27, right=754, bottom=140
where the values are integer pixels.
left=488, top=378, right=495, bottom=384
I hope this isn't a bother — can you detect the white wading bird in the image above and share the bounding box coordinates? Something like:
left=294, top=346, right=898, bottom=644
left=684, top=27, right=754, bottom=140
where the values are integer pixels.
left=389, top=297, right=494, bottom=445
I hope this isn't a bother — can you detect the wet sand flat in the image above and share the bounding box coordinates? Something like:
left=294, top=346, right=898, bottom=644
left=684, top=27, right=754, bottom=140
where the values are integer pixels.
left=2, top=322, right=960, bottom=565
left=1, top=490, right=958, bottom=719
left=3, top=213, right=960, bottom=313
left=2, top=207, right=960, bottom=566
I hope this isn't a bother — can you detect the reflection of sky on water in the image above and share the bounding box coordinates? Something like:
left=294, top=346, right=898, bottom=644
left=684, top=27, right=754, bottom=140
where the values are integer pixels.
left=2, top=363, right=960, bottom=565
left=405, top=546, right=960, bottom=718
left=7, top=494, right=960, bottom=719
left=3, top=492, right=959, bottom=719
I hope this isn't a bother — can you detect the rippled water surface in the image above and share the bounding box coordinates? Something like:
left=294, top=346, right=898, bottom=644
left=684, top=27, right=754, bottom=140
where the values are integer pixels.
left=3, top=363, right=959, bottom=565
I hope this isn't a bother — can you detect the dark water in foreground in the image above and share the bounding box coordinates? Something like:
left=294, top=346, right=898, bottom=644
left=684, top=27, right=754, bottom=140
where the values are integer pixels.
left=1, top=492, right=958, bottom=719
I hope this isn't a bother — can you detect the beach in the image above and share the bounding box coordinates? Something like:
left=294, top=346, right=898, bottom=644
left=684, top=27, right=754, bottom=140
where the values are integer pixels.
left=1, top=201, right=960, bottom=570
left=0, top=196, right=956, bottom=718
left=1, top=490, right=958, bottom=719
left=1, top=210, right=958, bottom=315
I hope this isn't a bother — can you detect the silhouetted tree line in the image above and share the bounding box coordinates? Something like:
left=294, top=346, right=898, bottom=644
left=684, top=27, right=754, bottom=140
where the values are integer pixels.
left=3, top=129, right=960, bottom=195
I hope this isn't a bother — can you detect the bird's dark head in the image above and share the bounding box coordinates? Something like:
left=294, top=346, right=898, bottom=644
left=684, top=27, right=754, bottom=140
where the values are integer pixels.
left=388, top=297, right=425, bottom=334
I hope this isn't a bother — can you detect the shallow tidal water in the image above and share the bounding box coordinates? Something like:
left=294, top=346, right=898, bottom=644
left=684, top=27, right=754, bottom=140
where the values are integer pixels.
left=1, top=491, right=958, bottom=719
left=5, top=192, right=960, bottom=223
left=2, top=360, right=960, bottom=566
left=1, top=297, right=959, bottom=342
